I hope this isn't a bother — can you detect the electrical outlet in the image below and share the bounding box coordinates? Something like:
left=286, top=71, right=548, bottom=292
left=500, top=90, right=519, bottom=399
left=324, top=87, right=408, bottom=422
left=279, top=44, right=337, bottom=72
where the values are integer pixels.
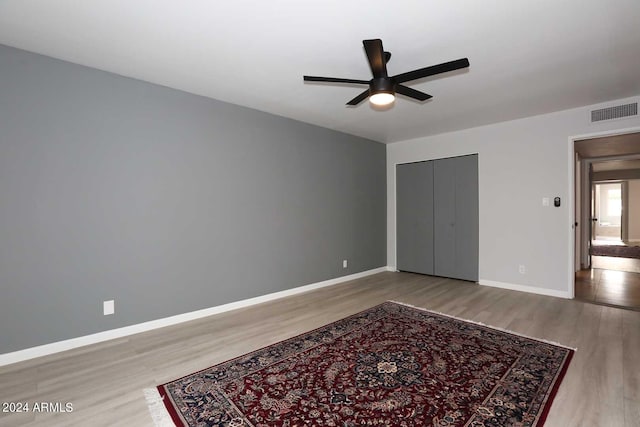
left=518, top=265, right=526, bottom=274
left=343, top=259, right=348, bottom=268
left=542, top=197, right=550, bottom=207
left=103, top=300, right=114, bottom=316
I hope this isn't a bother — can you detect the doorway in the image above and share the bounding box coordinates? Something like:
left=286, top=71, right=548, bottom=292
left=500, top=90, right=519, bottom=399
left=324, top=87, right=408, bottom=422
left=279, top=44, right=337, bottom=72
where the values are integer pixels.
left=593, top=182, right=623, bottom=243
left=574, top=132, right=640, bottom=310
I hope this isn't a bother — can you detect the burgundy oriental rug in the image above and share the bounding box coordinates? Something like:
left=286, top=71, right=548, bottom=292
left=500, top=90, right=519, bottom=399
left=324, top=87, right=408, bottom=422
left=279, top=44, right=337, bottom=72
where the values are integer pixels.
left=147, top=301, right=574, bottom=427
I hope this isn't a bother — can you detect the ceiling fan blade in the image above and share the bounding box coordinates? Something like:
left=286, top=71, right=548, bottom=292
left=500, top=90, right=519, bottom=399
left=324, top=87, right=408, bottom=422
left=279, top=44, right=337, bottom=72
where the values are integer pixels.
left=393, top=58, right=470, bottom=84
left=346, top=90, right=370, bottom=106
left=303, top=76, right=369, bottom=84
left=396, top=85, right=432, bottom=101
left=363, top=39, right=388, bottom=78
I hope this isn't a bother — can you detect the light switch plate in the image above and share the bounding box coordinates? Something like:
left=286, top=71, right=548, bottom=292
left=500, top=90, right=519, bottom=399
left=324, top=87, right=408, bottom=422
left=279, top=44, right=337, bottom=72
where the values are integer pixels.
left=103, top=300, right=114, bottom=315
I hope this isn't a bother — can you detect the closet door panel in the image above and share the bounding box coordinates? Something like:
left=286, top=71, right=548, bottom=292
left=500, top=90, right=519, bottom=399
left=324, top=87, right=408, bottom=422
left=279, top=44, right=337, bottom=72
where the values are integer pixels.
left=433, top=157, right=457, bottom=278
left=396, top=162, right=434, bottom=275
left=454, top=155, right=479, bottom=281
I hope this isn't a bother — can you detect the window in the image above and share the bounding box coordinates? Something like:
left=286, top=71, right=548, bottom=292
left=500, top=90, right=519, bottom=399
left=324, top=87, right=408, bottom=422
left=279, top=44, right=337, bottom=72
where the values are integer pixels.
left=597, top=183, right=622, bottom=227
left=606, top=188, right=621, bottom=218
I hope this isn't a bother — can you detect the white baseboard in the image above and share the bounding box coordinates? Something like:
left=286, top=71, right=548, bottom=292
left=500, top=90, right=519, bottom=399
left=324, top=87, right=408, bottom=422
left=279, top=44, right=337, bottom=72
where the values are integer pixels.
left=0, top=267, right=389, bottom=367
left=479, top=279, right=571, bottom=299
left=387, top=268, right=569, bottom=299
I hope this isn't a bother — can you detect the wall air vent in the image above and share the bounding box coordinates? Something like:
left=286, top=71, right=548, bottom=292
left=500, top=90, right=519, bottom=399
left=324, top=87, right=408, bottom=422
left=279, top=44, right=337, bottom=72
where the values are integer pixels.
left=591, top=102, right=637, bottom=123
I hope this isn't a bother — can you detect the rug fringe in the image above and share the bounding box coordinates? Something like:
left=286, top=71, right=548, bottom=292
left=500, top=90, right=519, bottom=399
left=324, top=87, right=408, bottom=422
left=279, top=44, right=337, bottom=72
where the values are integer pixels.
left=388, top=300, right=578, bottom=351
left=144, top=388, right=176, bottom=427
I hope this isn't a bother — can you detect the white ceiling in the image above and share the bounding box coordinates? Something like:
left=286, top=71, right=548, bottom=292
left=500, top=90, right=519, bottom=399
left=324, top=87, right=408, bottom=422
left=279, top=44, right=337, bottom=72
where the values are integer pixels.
left=1, top=0, right=639, bottom=143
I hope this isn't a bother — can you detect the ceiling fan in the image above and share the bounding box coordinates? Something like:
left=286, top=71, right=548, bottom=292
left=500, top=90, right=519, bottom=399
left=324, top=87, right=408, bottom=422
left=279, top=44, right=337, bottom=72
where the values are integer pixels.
left=303, top=39, right=469, bottom=107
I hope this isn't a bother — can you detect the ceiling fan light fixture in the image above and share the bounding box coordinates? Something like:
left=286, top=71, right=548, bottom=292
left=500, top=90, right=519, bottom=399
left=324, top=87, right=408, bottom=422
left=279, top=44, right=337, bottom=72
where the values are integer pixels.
left=369, top=92, right=396, bottom=106
left=369, top=77, right=395, bottom=106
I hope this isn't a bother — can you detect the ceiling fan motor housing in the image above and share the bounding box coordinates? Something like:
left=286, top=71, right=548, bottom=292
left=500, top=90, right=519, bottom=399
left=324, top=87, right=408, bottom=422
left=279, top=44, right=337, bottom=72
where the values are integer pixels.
left=370, top=78, right=395, bottom=95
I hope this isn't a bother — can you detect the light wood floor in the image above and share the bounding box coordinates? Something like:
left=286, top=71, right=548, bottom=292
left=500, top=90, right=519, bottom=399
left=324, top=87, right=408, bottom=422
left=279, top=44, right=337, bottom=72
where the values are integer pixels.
left=576, top=268, right=640, bottom=310
left=1, top=272, right=639, bottom=427
left=592, top=255, right=640, bottom=274
left=576, top=256, right=640, bottom=311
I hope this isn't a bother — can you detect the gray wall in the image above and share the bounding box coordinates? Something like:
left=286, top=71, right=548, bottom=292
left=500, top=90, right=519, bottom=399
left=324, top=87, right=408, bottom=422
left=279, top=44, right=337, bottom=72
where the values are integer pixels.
left=0, top=45, right=386, bottom=354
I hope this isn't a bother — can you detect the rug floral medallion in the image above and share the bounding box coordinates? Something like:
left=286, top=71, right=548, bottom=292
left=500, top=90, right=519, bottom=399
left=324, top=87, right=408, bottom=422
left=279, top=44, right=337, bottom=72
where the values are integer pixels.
left=156, top=302, right=574, bottom=427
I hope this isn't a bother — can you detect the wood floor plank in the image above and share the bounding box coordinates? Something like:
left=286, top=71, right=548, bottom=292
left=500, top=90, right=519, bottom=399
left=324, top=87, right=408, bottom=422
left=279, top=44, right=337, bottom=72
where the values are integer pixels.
left=623, top=310, right=640, bottom=405
left=625, top=398, right=640, bottom=427
left=1, top=271, right=639, bottom=426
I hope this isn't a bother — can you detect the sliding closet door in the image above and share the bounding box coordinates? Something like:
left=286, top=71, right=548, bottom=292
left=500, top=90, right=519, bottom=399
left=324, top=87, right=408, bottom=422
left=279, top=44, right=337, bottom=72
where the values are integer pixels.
left=434, top=154, right=479, bottom=281
left=396, top=161, right=434, bottom=275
